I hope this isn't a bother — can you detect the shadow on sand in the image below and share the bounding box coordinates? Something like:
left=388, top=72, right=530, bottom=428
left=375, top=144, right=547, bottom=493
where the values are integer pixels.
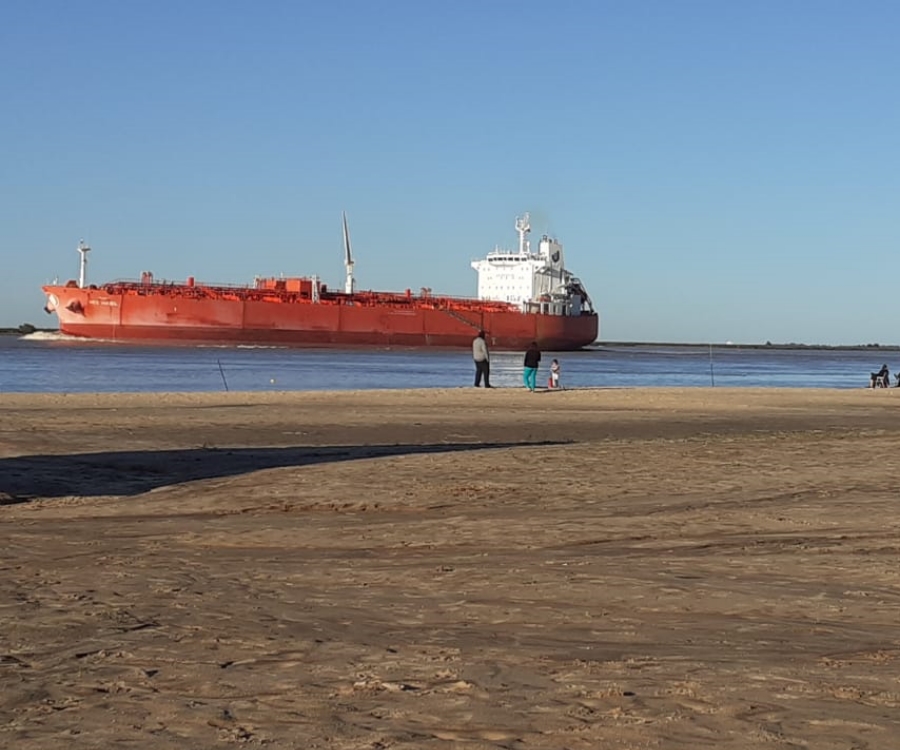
left=0, top=441, right=569, bottom=505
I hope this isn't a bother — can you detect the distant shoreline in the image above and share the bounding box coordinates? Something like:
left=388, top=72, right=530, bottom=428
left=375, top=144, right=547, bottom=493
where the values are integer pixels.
left=3, top=327, right=898, bottom=351
left=595, top=341, right=900, bottom=351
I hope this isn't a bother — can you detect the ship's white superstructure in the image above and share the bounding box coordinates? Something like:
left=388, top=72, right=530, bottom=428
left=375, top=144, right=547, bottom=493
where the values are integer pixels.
left=471, top=213, right=594, bottom=316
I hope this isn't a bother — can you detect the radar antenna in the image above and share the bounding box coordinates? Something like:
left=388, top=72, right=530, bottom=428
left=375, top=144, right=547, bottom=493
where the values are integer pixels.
left=342, top=212, right=356, bottom=294
left=515, top=213, right=531, bottom=255
left=77, top=240, right=91, bottom=288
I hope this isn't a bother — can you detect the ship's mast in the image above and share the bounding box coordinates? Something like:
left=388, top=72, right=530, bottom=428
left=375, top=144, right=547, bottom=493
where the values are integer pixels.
left=77, top=240, right=91, bottom=288
left=516, top=213, right=531, bottom=256
left=342, top=212, right=356, bottom=294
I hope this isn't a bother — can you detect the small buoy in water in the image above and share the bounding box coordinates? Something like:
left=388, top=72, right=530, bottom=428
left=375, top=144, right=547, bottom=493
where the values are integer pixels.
left=270, top=378, right=276, bottom=384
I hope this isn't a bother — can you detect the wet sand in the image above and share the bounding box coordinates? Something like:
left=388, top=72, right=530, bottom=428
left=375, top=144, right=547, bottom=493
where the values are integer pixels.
left=2, top=387, right=900, bottom=749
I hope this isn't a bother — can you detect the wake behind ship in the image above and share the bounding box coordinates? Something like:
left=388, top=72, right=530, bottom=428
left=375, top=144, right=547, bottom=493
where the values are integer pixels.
left=42, top=213, right=599, bottom=350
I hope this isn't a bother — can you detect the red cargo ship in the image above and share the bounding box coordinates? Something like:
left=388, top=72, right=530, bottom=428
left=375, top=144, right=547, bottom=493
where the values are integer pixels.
left=42, top=213, right=598, bottom=350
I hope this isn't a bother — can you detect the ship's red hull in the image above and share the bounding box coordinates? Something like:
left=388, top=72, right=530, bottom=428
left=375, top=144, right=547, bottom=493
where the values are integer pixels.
left=43, top=283, right=599, bottom=350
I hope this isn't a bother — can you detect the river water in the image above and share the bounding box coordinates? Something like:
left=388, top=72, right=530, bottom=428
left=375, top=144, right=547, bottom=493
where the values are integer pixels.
left=0, top=334, right=893, bottom=394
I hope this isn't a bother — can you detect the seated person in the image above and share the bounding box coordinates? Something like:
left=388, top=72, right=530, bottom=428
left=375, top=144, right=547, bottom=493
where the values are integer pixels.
left=871, top=364, right=890, bottom=388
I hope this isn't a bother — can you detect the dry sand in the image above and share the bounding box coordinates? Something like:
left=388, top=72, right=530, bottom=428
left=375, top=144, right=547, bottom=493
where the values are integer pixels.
left=2, top=387, right=900, bottom=749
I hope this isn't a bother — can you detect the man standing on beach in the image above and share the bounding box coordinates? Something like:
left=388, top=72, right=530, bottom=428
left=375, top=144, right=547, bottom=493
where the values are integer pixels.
left=473, top=330, right=491, bottom=387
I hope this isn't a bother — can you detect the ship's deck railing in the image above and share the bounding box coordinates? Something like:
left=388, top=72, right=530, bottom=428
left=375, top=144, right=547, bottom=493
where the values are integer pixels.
left=94, top=278, right=522, bottom=313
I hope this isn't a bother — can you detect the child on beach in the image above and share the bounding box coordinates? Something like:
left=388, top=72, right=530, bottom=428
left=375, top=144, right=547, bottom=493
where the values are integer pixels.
left=549, top=359, right=561, bottom=389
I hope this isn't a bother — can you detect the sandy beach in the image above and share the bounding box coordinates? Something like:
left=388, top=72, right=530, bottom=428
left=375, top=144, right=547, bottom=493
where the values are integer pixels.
left=2, top=387, right=900, bottom=749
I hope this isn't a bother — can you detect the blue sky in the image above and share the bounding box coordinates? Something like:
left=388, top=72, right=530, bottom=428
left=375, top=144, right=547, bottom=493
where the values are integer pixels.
left=2, top=0, right=898, bottom=344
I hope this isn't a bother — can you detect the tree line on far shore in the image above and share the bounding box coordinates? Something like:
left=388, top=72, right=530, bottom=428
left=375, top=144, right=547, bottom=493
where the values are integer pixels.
left=1, top=323, right=47, bottom=335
